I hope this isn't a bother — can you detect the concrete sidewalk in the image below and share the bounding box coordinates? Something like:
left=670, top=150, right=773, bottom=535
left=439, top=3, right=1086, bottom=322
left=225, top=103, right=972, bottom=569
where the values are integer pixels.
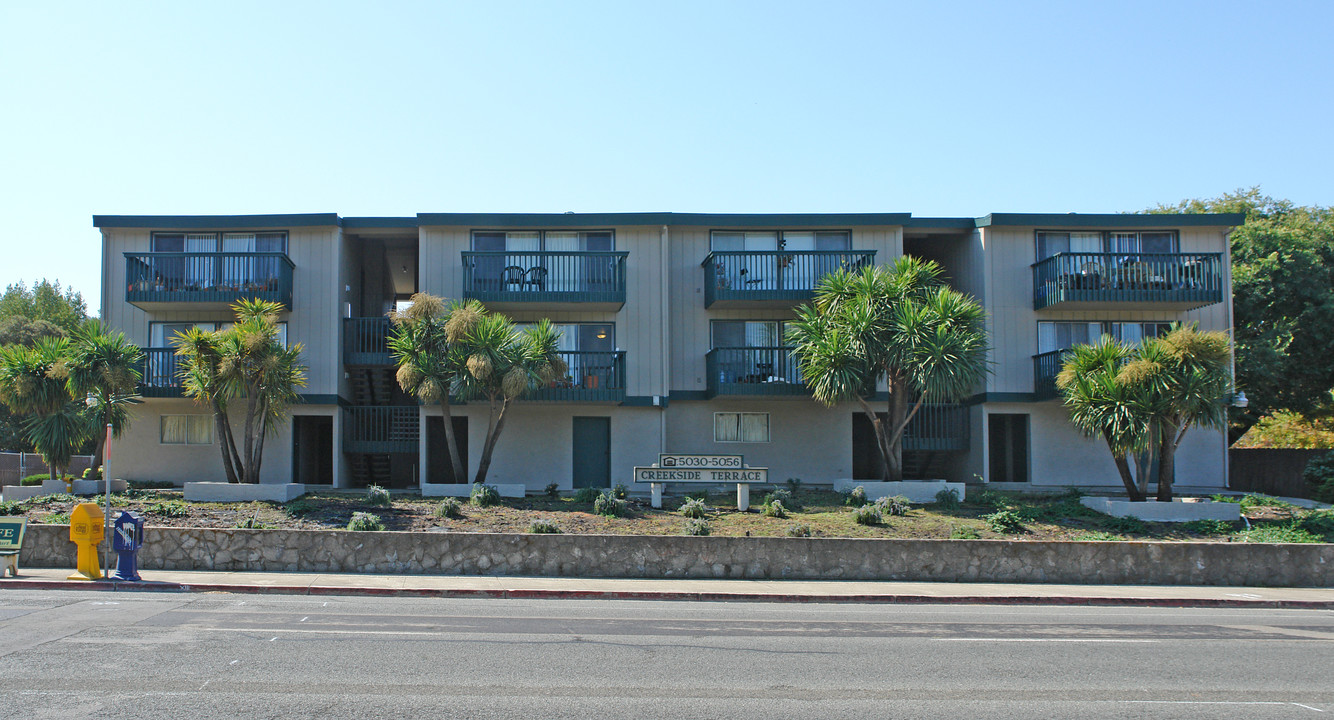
left=3, top=566, right=1332, bottom=608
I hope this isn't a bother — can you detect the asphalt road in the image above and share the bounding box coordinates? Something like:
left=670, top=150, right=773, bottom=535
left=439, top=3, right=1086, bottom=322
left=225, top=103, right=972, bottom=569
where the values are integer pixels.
left=0, top=590, right=1330, bottom=719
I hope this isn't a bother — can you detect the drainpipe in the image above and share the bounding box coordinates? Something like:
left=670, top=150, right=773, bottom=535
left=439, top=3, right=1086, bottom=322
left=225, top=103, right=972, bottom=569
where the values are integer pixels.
left=659, top=224, right=671, bottom=456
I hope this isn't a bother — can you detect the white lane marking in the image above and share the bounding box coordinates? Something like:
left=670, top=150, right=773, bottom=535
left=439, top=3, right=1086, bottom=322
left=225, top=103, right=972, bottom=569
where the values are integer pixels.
left=322, top=602, right=328, bottom=607
left=1122, top=701, right=1323, bottom=712
left=299, top=617, right=308, bottom=622
left=198, top=680, right=209, bottom=690
left=1226, top=593, right=1264, bottom=599
left=212, top=628, right=450, bottom=637
left=269, top=637, right=277, bottom=642
left=933, top=638, right=1159, bottom=643
left=229, top=660, right=238, bottom=665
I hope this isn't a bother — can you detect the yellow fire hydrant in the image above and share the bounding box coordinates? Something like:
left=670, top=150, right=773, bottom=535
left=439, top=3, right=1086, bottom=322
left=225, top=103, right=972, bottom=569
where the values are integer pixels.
left=68, top=503, right=104, bottom=581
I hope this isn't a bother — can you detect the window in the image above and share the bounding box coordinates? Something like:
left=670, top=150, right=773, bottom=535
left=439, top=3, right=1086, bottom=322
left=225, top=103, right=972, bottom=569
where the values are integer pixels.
left=514, top=322, right=616, bottom=389
left=149, top=321, right=286, bottom=348
left=710, top=321, right=800, bottom=385
left=709, top=230, right=853, bottom=292
left=1037, top=321, right=1173, bottom=354
left=1036, top=230, right=1177, bottom=260
left=714, top=412, right=769, bottom=443
left=470, top=230, right=615, bottom=292
left=151, top=232, right=287, bottom=254
left=709, top=230, right=849, bottom=252
left=1110, top=322, right=1171, bottom=345
left=147, top=232, right=287, bottom=292
left=160, top=415, right=214, bottom=445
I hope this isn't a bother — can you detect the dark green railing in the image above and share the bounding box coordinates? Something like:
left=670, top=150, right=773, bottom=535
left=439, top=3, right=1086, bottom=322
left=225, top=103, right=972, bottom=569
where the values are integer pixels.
left=903, top=403, right=969, bottom=451
left=461, top=251, right=628, bottom=304
left=525, top=351, right=626, bottom=402
left=1033, top=350, right=1068, bottom=400
left=344, top=406, right=419, bottom=454
left=705, top=346, right=807, bottom=397
left=138, top=347, right=183, bottom=398
left=125, top=252, right=294, bottom=309
left=701, top=250, right=876, bottom=307
left=1032, top=252, right=1223, bottom=310
left=344, top=317, right=394, bottom=366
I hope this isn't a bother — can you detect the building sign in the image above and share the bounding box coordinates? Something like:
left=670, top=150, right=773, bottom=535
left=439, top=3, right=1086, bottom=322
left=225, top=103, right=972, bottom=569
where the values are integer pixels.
left=634, top=466, right=768, bottom=484
left=658, top=454, right=743, bottom=468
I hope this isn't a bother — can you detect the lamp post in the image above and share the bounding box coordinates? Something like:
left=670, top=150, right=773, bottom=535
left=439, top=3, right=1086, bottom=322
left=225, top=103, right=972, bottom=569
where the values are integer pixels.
left=85, top=393, right=112, bottom=580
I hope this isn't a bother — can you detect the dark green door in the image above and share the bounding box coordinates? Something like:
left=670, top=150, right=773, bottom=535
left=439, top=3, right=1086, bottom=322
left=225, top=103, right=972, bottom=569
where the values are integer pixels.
left=572, top=417, right=611, bottom=489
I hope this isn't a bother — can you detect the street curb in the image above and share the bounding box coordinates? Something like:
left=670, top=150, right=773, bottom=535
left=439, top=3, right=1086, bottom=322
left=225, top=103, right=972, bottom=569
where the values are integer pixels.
left=4, top=578, right=1333, bottom=609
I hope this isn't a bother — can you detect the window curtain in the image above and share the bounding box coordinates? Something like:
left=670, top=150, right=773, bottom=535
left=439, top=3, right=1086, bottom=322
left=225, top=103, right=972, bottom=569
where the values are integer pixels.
left=161, top=416, right=188, bottom=444
left=544, top=232, right=580, bottom=292
left=740, top=413, right=769, bottom=442
left=187, top=416, right=214, bottom=444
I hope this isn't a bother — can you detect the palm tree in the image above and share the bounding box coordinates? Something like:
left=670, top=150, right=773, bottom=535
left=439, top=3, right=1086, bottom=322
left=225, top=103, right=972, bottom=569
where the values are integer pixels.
left=1055, top=337, right=1151, bottom=501
left=0, top=337, right=91, bottom=482
left=787, top=257, right=988, bottom=482
left=175, top=299, right=307, bottom=484
left=58, top=321, right=143, bottom=474
left=388, top=294, right=471, bottom=484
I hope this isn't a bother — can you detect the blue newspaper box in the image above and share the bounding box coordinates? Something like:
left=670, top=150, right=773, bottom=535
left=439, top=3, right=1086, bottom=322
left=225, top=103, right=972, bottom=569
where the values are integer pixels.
left=111, top=510, right=144, bottom=582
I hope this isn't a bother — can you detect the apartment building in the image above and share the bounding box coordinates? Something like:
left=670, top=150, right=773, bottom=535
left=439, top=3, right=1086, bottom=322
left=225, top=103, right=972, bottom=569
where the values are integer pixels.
left=94, top=211, right=1243, bottom=494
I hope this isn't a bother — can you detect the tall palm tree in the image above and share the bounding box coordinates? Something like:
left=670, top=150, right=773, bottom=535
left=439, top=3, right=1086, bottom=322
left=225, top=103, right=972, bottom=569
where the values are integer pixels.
left=0, top=337, right=90, bottom=481
left=388, top=294, right=471, bottom=484
left=787, top=257, right=988, bottom=482
left=1056, top=337, right=1151, bottom=501
left=175, top=299, right=307, bottom=484
left=58, top=321, right=143, bottom=473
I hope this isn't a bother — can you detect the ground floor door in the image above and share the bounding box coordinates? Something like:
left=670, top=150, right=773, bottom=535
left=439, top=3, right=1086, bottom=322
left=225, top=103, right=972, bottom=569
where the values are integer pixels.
left=292, top=416, right=333, bottom=485
left=572, top=416, right=611, bottom=489
left=988, top=413, right=1030, bottom=483
left=851, top=413, right=887, bottom=480
left=427, top=416, right=470, bottom=483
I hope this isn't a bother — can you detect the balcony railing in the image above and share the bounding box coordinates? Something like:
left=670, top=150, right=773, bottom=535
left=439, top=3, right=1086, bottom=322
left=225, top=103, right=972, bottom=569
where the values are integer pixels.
left=706, top=347, right=807, bottom=397
left=1033, top=349, right=1068, bottom=400
left=124, top=252, right=294, bottom=309
left=344, top=406, right=419, bottom=454
left=701, top=250, right=876, bottom=307
left=344, top=317, right=394, bottom=366
left=903, top=403, right=969, bottom=452
left=461, top=251, right=628, bottom=305
left=1032, top=252, right=1223, bottom=310
left=525, top=351, right=626, bottom=403
left=138, top=347, right=183, bottom=398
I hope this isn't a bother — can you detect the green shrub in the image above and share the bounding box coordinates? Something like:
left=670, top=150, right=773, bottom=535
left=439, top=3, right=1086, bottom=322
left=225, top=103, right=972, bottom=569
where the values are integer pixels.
left=1075, top=531, right=1124, bottom=541
left=284, top=498, right=318, bottom=518
left=234, top=513, right=269, bottom=529
left=679, top=497, right=707, bottom=519
left=365, top=484, right=392, bottom=507
left=1103, top=515, right=1148, bottom=534
left=843, top=485, right=867, bottom=506
left=434, top=497, right=463, bottom=519
left=1210, top=494, right=1243, bottom=504
left=0, top=500, right=22, bottom=515
left=573, top=486, right=602, bottom=504
left=20, top=473, right=49, bottom=486
left=146, top=500, right=188, bottom=518
left=347, top=512, right=384, bottom=531
left=763, top=488, right=799, bottom=510
left=972, top=489, right=1010, bottom=508
left=786, top=523, right=812, bottom=537
left=1183, top=519, right=1234, bottom=535
left=876, top=495, right=910, bottom=517
left=762, top=499, right=788, bottom=519
left=128, top=480, right=175, bottom=490
left=1239, top=493, right=1294, bottom=509
left=545, top=482, right=561, bottom=500
left=934, top=488, right=961, bottom=510
left=984, top=509, right=1026, bottom=534
left=612, top=483, right=628, bottom=500
left=1303, top=450, right=1334, bottom=503
left=469, top=483, right=501, bottom=508
left=1296, top=510, right=1334, bottom=540
left=683, top=519, right=711, bottom=536
left=852, top=503, right=882, bottom=526
left=593, top=491, right=627, bottom=518
left=1236, top=523, right=1322, bottom=543
left=949, top=525, right=981, bottom=539
left=82, top=466, right=102, bottom=480
left=44, top=512, right=70, bottom=524
left=527, top=518, right=561, bottom=534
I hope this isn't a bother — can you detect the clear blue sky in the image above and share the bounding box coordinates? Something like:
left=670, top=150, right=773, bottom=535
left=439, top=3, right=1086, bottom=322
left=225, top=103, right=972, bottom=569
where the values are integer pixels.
left=2, top=1, right=1331, bottom=315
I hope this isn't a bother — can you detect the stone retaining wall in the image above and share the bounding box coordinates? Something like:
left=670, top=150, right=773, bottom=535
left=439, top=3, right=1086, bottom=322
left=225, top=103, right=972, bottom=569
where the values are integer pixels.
left=18, top=525, right=1334, bottom=586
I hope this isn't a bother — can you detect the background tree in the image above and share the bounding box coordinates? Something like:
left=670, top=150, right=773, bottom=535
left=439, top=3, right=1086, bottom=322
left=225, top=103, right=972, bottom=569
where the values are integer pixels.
left=175, top=299, right=306, bottom=484
left=0, top=280, right=88, bottom=334
left=0, top=337, right=91, bottom=480
left=389, top=294, right=470, bottom=484
left=787, top=257, right=988, bottom=482
left=1147, top=189, right=1334, bottom=443
left=1055, top=337, right=1150, bottom=501
left=56, top=322, right=143, bottom=473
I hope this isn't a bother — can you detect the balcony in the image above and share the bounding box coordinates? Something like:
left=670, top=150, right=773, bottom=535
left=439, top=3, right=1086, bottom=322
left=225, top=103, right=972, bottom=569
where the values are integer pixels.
left=706, top=347, right=807, bottom=398
left=461, top=251, right=628, bottom=310
left=903, top=403, right=969, bottom=452
left=138, top=347, right=183, bottom=398
left=525, top=351, right=626, bottom=403
left=1033, top=350, right=1066, bottom=401
left=343, top=406, right=419, bottom=454
left=701, top=250, right=876, bottom=308
left=344, top=317, right=394, bottom=367
left=125, top=252, right=294, bottom=310
left=1032, top=252, right=1223, bottom=310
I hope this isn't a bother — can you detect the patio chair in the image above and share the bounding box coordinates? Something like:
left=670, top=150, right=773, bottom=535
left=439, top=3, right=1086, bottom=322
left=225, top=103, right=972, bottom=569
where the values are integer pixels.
left=523, top=266, right=547, bottom=291
left=501, top=266, right=526, bottom=290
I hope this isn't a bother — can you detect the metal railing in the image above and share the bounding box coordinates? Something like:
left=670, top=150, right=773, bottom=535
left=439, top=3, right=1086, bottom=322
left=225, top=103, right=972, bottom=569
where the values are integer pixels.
left=903, top=403, right=969, bottom=451
left=344, top=317, right=394, bottom=366
left=124, top=252, right=294, bottom=308
left=343, top=406, right=419, bottom=453
left=138, top=347, right=184, bottom=397
left=705, top=346, right=806, bottom=397
left=1031, top=252, right=1223, bottom=310
left=461, top=251, right=628, bottom=304
left=1033, top=349, right=1068, bottom=400
left=526, top=351, right=627, bottom=402
left=701, top=250, right=876, bottom=306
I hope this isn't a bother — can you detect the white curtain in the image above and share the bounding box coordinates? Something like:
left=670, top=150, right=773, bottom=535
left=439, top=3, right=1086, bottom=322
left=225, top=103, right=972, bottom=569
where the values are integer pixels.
left=161, top=416, right=188, bottom=444
left=544, top=232, right=580, bottom=291
left=740, top=413, right=769, bottom=442
left=715, top=413, right=741, bottom=442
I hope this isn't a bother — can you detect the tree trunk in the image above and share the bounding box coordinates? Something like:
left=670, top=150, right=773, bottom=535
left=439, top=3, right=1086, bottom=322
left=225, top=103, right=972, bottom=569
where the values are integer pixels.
left=472, top=397, right=510, bottom=484
left=438, top=398, right=466, bottom=484
left=242, top=386, right=258, bottom=484
left=1104, top=432, right=1145, bottom=501
left=1156, top=420, right=1179, bottom=502
left=90, top=437, right=105, bottom=477
left=213, top=401, right=240, bottom=484
left=855, top=396, right=894, bottom=483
